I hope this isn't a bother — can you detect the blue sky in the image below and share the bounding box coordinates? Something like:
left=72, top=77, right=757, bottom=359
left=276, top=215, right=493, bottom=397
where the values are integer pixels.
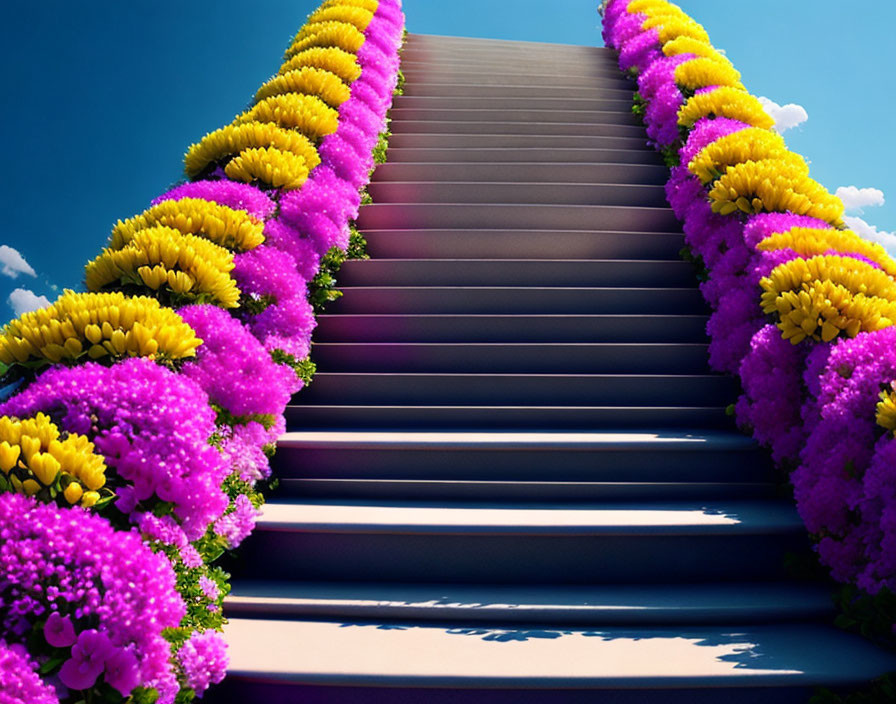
left=1, top=0, right=893, bottom=322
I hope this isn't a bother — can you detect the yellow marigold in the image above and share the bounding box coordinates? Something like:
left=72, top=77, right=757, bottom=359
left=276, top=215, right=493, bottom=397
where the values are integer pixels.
left=876, top=387, right=896, bottom=434
left=760, top=255, right=896, bottom=344
left=662, top=36, right=718, bottom=59
left=225, top=147, right=311, bottom=190
left=627, top=1, right=686, bottom=17
left=642, top=15, right=711, bottom=44
left=320, top=0, right=378, bottom=11
left=111, top=198, right=265, bottom=253
left=184, top=122, right=320, bottom=181
left=675, top=57, right=743, bottom=92
left=284, top=21, right=365, bottom=59
left=708, top=159, right=844, bottom=225
left=687, top=128, right=801, bottom=184
left=307, top=5, right=374, bottom=32
left=678, top=87, right=774, bottom=130
left=86, top=227, right=239, bottom=308
left=757, top=227, right=896, bottom=278
left=278, top=47, right=361, bottom=84
left=255, top=67, right=352, bottom=107
left=237, top=94, right=339, bottom=141
left=0, top=290, right=201, bottom=367
left=0, top=413, right=109, bottom=508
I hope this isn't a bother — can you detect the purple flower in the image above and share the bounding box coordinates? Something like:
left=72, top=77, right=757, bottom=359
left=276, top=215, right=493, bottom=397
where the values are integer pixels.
left=214, top=494, right=260, bottom=549
left=152, top=181, right=275, bottom=220
left=177, top=630, right=228, bottom=696
left=59, top=630, right=114, bottom=691
left=198, top=576, right=219, bottom=602
left=0, top=642, right=59, bottom=704
left=262, top=219, right=322, bottom=282
left=104, top=647, right=140, bottom=697
left=44, top=612, right=76, bottom=648
left=619, top=27, right=662, bottom=73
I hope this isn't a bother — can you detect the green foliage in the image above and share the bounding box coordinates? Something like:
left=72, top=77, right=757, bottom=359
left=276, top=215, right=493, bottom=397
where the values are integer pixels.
left=661, top=146, right=681, bottom=168
left=679, top=245, right=709, bottom=282
left=307, top=224, right=368, bottom=313
left=832, top=585, right=896, bottom=647
left=271, top=349, right=316, bottom=387
left=631, top=91, right=646, bottom=119
left=394, top=69, right=405, bottom=95
left=372, top=127, right=392, bottom=165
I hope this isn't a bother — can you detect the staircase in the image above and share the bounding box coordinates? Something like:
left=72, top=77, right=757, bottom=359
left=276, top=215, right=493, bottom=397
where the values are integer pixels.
left=209, top=34, right=896, bottom=703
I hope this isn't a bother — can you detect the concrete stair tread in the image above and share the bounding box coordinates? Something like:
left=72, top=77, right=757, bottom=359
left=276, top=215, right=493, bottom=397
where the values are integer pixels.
left=225, top=580, right=834, bottom=623
left=256, top=498, right=804, bottom=535
left=221, top=618, right=895, bottom=688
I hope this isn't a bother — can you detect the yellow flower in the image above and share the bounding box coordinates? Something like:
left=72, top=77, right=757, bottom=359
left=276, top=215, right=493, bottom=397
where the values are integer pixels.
left=627, top=0, right=685, bottom=15
left=224, top=147, right=311, bottom=190
left=678, top=86, right=775, bottom=130
left=184, top=123, right=319, bottom=182
left=0, top=290, right=201, bottom=368
left=642, top=15, right=711, bottom=44
left=688, top=127, right=799, bottom=184
left=757, top=226, right=896, bottom=278
left=675, top=57, right=743, bottom=92
left=86, top=226, right=240, bottom=308
left=0, top=441, right=20, bottom=473
left=255, top=67, right=352, bottom=107
left=760, top=255, right=896, bottom=344
left=278, top=47, right=362, bottom=84
left=708, top=159, right=844, bottom=225
left=876, top=387, right=896, bottom=434
left=284, top=21, right=365, bottom=59
left=662, top=36, right=719, bottom=59
left=111, top=198, right=265, bottom=253
left=320, top=0, right=378, bottom=11
left=237, top=94, right=340, bottom=141
left=307, top=5, right=375, bottom=32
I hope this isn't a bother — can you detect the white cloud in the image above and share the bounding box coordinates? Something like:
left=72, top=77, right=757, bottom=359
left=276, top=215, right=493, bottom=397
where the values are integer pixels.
left=7, top=288, right=50, bottom=317
left=835, top=186, right=885, bottom=214
left=844, top=215, right=896, bottom=256
left=757, top=97, right=808, bottom=134
left=0, top=245, right=36, bottom=279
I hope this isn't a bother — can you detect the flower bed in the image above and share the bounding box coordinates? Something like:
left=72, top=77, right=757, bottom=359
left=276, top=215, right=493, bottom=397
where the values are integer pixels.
left=0, top=1, right=404, bottom=701
left=602, top=0, right=896, bottom=636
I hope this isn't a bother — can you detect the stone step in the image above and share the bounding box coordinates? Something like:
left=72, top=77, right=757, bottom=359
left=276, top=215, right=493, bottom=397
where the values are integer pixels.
left=391, top=95, right=635, bottom=113
left=401, top=83, right=635, bottom=100
left=398, top=70, right=632, bottom=90
left=361, top=229, right=685, bottom=260
left=386, top=133, right=649, bottom=150
left=272, top=430, right=774, bottom=484
left=367, top=181, right=666, bottom=205
left=285, top=404, right=732, bottom=430
left=389, top=107, right=640, bottom=125
left=206, top=619, right=896, bottom=704
left=310, top=342, right=710, bottom=373
left=382, top=149, right=660, bottom=166
left=225, top=580, right=832, bottom=624
left=404, top=33, right=616, bottom=55
left=357, top=203, right=681, bottom=232
left=397, top=62, right=629, bottom=81
left=390, top=120, right=644, bottom=137
left=371, top=162, right=667, bottom=184
left=313, top=314, right=708, bottom=343
left=327, top=287, right=706, bottom=315
left=232, top=499, right=808, bottom=583
left=336, top=259, right=695, bottom=287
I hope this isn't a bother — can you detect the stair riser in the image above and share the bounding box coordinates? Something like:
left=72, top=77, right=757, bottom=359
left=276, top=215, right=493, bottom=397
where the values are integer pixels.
left=233, top=530, right=808, bottom=584
left=328, top=288, right=706, bottom=315
left=399, top=59, right=626, bottom=76
left=311, top=343, right=710, bottom=373
left=357, top=204, right=681, bottom=233
left=399, top=71, right=632, bottom=90
left=371, top=162, right=667, bottom=184
left=387, top=134, right=648, bottom=150
left=363, top=231, right=685, bottom=260
left=366, top=182, right=667, bottom=206
left=402, top=84, right=635, bottom=100
left=207, top=681, right=825, bottom=704
left=389, top=108, right=640, bottom=126
left=382, top=149, right=660, bottom=166
left=337, top=260, right=695, bottom=287
left=272, top=447, right=772, bottom=483
left=285, top=406, right=732, bottom=430
left=392, top=96, right=635, bottom=112
left=277, top=479, right=775, bottom=502
left=390, top=120, right=644, bottom=137
left=297, top=374, right=735, bottom=406
left=313, top=315, right=708, bottom=343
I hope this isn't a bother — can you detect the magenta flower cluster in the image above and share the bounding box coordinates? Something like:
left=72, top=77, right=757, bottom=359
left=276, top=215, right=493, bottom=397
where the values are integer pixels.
left=0, top=642, right=59, bottom=704
left=603, top=0, right=896, bottom=606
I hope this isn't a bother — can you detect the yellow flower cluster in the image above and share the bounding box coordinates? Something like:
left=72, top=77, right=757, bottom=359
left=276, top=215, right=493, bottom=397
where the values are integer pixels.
left=757, top=227, right=896, bottom=278
left=0, top=291, right=201, bottom=367
left=674, top=57, right=743, bottom=93
left=662, top=36, right=719, bottom=59
left=876, top=387, right=896, bottom=434
left=255, top=66, right=352, bottom=107
left=307, top=5, right=374, bottom=32
left=642, top=15, right=711, bottom=44
left=224, top=147, right=311, bottom=190
left=284, top=21, right=366, bottom=59
left=708, top=159, right=845, bottom=224
left=86, top=227, right=239, bottom=308
left=238, top=94, right=340, bottom=140
left=760, top=256, right=896, bottom=343
left=688, top=128, right=801, bottom=184
left=111, top=197, right=265, bottom=253
left=678, top=86, right=774, bottom=129
left=278, top=47, right=362, bottom=84
left=185, top=123, right=320, bottom=185
left=0, top=413, right=107, bottom=508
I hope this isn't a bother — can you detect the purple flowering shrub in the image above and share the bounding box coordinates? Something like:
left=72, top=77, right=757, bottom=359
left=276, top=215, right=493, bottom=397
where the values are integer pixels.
left=0, top=494, right=185, bottom=702
left=0, top=642, right=59, bottom=704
